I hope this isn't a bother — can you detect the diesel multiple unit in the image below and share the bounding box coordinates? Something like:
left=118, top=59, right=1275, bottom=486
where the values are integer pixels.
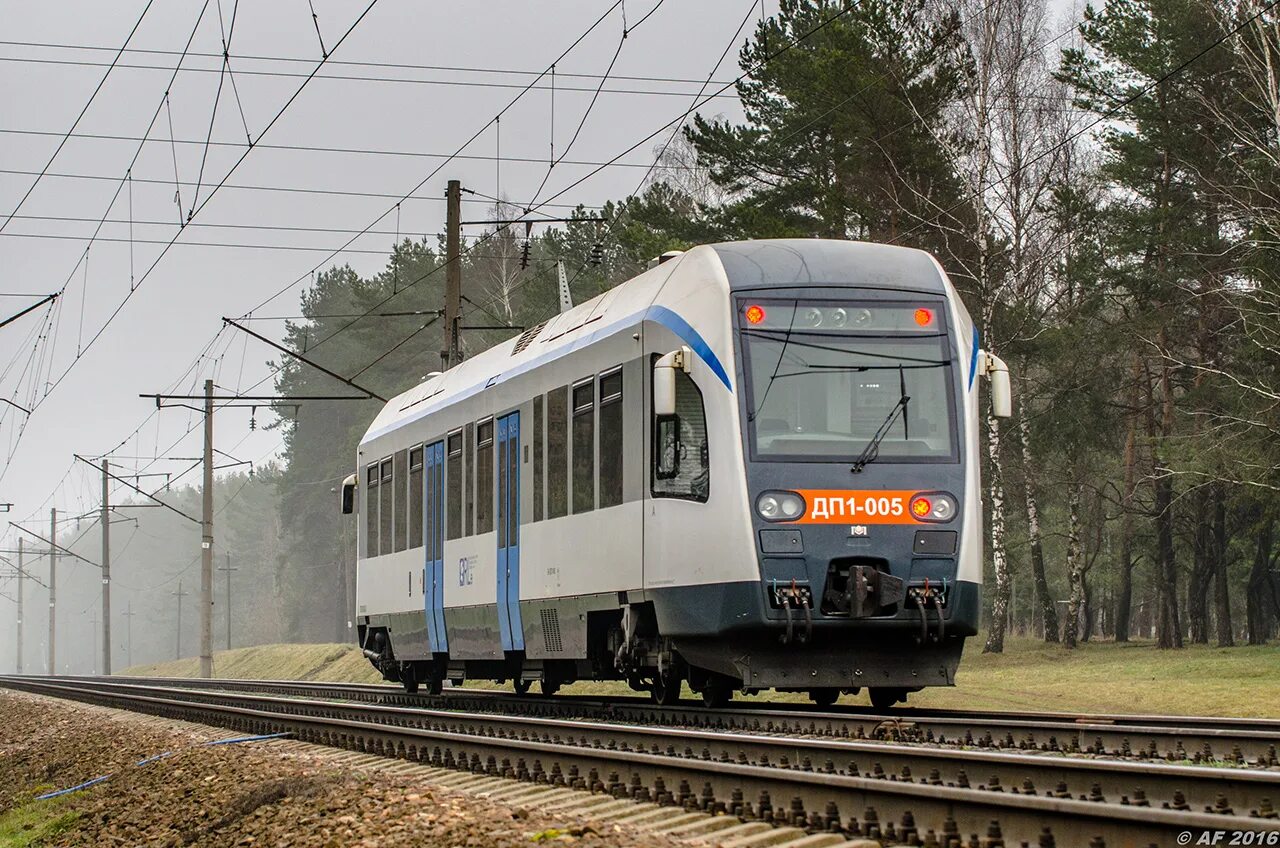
left=344, top=239, right=1011, bottom=708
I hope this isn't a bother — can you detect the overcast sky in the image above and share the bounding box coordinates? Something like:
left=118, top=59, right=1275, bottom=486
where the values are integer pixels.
left=0, top=0, right=764, bottom=542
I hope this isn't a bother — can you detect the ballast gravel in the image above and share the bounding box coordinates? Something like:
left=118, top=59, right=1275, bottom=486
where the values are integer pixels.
left=0, top=691, right=687, bottom=848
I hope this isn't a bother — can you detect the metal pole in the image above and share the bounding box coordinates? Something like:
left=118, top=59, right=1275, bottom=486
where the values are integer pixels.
left=16, top=537, right=23, bottom=674
left=48, top=507, right=56, bottom=675
left=200, top=378, right=214, bottom=678
left=217, top=552, right=237, bottom=650
left=444, top=178, right=462, bottom=369
left=101, top=459, right=111, bottom=675
left=122, top=602, right=135, bottom=668
left=172, top=580, right=188, bottom=659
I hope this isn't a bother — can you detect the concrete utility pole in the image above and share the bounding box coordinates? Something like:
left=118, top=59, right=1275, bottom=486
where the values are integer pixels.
left=47, top=507, right=56, bottom=675
left=15, top=538, right=23, bottom=674
left=172, top=580, right=189, bottom=660
left=217, top=553, right=237, bottom=650
left=200, top=378, right=214, bottom=678
left=444, top=178, right=462, bottom=369
left=122, top=602, right=136, bottom=668
left=100, top=459, right=111, bottom=675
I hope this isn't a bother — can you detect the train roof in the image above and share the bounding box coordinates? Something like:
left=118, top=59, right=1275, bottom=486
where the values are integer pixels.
left=360, top=239, right=951, bottom=448
left=709, top=239, right=947, bottom=293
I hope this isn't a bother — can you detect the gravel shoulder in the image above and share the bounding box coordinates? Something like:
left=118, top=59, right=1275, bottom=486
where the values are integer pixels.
left=0, top=691, right=684, bottom=848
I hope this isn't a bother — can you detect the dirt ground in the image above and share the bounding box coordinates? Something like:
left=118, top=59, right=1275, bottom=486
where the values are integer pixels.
left=0, top=691, right=683, bottom=848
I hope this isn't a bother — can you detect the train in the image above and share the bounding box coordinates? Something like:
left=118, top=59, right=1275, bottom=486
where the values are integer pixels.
left=342, top=238, right=1011, bottom=708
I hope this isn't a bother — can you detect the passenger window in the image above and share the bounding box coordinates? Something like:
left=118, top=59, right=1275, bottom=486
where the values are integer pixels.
left=475, top=419, right=494, bottom=534
left=533, top=395, right=545, bottom=522
left=393, top=449, right=408, bottom=552
left=652, top=370, right=709, bottom=502
left=572, top=379, right=595, bottom=513
left=446, top=431, right=463, bottom=540
left=379, top=458, right=394, bottom=550
left=547, top=387, right=569, bottom=518
left=366, top=463, right=380, bottom=557
left=598, top=368, right=624, bottom=508
left=408, top=447, right=423, bottom=549
left=464, top=422, right=474, bottom=536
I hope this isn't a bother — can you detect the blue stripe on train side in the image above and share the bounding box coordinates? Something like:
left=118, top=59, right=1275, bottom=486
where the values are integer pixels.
left=968, top=326, right=979, bottom=390
left=362, top=305, right=734, bottom=444
left=646, top=305, right=733, bottom=391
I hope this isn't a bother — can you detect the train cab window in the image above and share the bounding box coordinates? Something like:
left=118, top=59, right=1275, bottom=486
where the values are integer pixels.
left=533, top=395, right=545, bottom=522
left=366, top=463, right=380, bottom=557
left=379, top=458, right=394, bottom=550
left=475, top=419, right=494, bottom=534
left=393, top=449, right=408, bottom=552
left=408, top=447, right=424, bottom=549
left=572, top=379, right=595, bottom=514
left=464, top=422, right=475, bottom=536
left=652, top=370, right=709, bottom=502
left=446, top=431, right=463, bottom=540
left=598, top=368, right=624, bottom=508
left=547, top=387, right=569, bottom=519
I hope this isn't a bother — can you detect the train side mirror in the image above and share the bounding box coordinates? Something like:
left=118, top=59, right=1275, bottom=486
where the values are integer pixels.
left=340, top=473, right=357, bottom=515
left=653, top=346, right=691, bottom=417
left=980, top=351, right=1012, bottom=419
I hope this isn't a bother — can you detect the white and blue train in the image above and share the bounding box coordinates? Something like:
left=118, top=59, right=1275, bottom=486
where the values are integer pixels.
left=343, top=239, right=1011, bottom=708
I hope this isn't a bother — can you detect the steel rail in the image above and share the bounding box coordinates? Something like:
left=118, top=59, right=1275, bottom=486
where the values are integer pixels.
left=75, top=674, right=1280, bottom=765
left=3, top=676, right=1278, bottom=846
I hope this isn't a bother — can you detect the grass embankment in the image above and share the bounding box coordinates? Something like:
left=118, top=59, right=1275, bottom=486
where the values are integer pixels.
left=120, top=643, right=381, bottom=684
left=0, top=798, right=77, bottom=848
left=121, top=637, right=1280, bottom=718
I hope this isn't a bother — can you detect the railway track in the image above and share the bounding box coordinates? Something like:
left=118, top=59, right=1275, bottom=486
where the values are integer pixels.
left=4, top=675, right=1278, bottom=846
left=74, top=674, right=1280, bottom=765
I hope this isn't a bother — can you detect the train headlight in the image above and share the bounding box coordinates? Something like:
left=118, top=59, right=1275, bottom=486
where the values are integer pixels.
left=757, top=490, right=806, bottom=522
left=909, top=492, right=957, bottom=523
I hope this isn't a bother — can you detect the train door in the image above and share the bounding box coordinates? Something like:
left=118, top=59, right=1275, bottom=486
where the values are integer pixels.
left=496, top=411, right=524, bottom=651
left=424, top=440, right=447, bottom=653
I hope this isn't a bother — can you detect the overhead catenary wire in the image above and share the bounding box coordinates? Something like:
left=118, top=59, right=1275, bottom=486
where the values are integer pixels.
left=0, top=37, right=740, bottom=86
left=5, top=0, right=385, bottom=466
left=0, top=0, right=156, bottom=234
left=0, top=51, right=742, bottom=99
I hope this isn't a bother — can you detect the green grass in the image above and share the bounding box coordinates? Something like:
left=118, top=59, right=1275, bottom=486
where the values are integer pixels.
left=121, top=637, right=1280, bottom=718
left=0, top=797, right=79, bottom=848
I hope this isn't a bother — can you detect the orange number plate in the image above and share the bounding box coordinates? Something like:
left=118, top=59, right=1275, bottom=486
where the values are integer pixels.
left=790, top=489, right=922, bottom=525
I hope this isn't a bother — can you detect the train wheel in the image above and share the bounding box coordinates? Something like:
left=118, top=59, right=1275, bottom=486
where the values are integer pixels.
left=513, top=678, right=531, bottom=695
left=809, top=688, right=839, bottom=708
left=402, top=676, right=419, bottom=695
left=425, top=677, right=443, bottom=696
left=540, top=679, right=561, bottom=697
left=651, top=673, right=680, bottom=706
left=701, top=678, right=730, bottom=709
left=869, top=687, right=903, bottom=710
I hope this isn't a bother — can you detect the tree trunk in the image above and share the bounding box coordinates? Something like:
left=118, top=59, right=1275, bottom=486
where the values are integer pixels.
left=1246, top=520, right=1276, bottom=645
left=983, top=406, right=1011, bottom=653
left=1154, top=342, right=1182, bottom=649
left=1212, top=496, right=1234, bottom=647
left=1115, top=370, right=1139, bottom=642
left=1017, top=411, right=1057, bottom=642
left=1188, top=491, right=1213, bottom=644
left=1063, top=485, right=1085, bottom=649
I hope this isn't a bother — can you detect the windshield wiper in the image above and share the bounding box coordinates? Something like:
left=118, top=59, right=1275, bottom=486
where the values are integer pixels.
left=851, top=365, right=910, bottom=474
left=747, top=300, right=798, bottom=423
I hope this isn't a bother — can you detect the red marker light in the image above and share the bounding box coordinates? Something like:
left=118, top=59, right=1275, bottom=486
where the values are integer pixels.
left=914, top=308, right=934, bottom=327
left=911, top=497, right=932, bottom=518
left=745, top=304, right=767, bottom=325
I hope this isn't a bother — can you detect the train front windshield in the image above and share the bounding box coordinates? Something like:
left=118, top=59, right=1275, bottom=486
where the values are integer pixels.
left=740, top=300, right=957, bottom=463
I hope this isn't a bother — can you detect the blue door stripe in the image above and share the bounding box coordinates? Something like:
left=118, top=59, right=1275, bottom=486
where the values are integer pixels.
left=496, top=417, right=513, bottom=652
left=432, top=441, right=447, bottom=652
left=507, top=413, right=523, bottom=651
